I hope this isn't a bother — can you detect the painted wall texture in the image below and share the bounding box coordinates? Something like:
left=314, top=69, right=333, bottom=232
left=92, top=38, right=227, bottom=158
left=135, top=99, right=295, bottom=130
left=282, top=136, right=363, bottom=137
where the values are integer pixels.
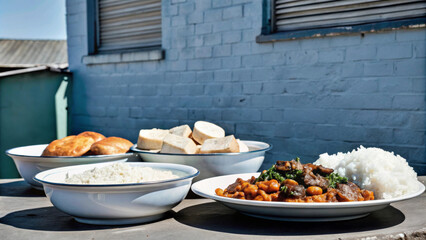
left=66, top=0, right=426, bottom=173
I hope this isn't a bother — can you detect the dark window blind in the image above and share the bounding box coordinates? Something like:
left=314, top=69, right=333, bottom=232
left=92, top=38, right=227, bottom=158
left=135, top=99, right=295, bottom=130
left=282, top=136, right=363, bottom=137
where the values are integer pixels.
left=273, top=0, right=426, bottom=32
left=97, top=0, right=162, bottom=52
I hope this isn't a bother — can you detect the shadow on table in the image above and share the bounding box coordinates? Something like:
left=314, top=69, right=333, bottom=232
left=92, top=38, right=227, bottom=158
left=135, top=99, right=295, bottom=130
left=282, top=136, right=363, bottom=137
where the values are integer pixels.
left=0, top=180, right=45, bottom=197
left=174, top=202, right=405, bottom=236
left=0, top=207, right=175, bottom=231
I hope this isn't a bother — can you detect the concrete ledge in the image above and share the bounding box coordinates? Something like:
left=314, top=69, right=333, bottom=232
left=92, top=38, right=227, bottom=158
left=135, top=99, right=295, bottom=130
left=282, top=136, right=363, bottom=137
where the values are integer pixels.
left=82, top=49, right=164, bottom=65
left=257, top=17, right=426, bottom=43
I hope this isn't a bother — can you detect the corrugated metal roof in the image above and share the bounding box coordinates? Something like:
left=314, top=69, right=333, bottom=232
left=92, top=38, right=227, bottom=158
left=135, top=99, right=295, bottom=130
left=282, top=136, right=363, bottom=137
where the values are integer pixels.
left=0, top=39, right=68, bottom=67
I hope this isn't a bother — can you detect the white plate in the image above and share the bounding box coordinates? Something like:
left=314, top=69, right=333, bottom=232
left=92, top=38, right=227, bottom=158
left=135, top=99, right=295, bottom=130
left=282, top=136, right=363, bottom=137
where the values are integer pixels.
left=191, top=173, right=425, bottom=222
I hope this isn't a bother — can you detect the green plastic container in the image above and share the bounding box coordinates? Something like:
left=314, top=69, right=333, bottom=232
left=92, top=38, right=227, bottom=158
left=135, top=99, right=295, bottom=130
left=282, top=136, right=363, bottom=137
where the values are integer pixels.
left=0, top=69, right=71, bottom=178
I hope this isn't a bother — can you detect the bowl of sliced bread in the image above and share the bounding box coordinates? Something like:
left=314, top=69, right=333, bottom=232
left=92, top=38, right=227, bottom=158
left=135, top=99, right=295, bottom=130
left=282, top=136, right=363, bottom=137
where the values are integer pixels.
left=130, top=121, right=272, bottom=180
left=6, top=131, right=135, bottom=189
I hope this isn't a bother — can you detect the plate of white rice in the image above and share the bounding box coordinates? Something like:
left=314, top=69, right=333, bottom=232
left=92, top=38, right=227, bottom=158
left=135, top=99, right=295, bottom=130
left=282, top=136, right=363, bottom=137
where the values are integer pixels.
left=314, top=146, right=421, bottom=199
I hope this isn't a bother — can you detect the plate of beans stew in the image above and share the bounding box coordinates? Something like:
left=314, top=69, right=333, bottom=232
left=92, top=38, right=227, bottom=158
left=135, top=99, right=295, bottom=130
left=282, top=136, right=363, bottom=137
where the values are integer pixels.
left=191, top=160, right=425, bottom=222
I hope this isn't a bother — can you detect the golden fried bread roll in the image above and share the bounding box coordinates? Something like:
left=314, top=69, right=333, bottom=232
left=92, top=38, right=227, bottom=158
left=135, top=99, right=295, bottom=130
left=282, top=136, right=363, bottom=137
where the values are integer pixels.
left=42, top=135, right=95, bottom=156
left=90, top=137, right=133, bottom=155
left=78, top=131, right=105, bottom=142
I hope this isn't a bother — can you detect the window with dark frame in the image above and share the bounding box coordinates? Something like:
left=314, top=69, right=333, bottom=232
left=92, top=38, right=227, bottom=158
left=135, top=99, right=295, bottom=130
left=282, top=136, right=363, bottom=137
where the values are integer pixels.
left=264, top=0, right=426, bottom=39
left=93, top=0, right=162, bottom=54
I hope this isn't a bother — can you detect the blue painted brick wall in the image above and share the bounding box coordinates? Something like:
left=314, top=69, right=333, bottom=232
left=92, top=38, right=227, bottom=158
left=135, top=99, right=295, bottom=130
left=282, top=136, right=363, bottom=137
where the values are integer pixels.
left=66, top=0, right=426, bottom=174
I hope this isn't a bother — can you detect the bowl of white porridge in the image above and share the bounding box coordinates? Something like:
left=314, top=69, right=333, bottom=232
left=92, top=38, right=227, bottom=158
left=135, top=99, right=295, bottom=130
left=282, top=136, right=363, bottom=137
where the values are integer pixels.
left=34, top=162, right=199, bottom=225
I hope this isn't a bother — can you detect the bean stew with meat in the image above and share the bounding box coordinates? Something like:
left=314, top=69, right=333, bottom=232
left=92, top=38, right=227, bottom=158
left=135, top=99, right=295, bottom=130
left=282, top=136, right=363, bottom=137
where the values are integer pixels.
left=215, top=159, right=375, bottom=202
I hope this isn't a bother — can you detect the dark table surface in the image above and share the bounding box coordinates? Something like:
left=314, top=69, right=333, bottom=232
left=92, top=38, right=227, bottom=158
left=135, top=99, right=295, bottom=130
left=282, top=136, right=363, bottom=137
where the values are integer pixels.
left=0, top=177, right=425, bottom=240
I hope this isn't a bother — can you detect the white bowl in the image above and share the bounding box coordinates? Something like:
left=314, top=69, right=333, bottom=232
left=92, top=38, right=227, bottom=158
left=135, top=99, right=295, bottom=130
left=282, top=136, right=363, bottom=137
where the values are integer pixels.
left=34, top=162, right=199, bottom=225
left=131, top=140, right=272, bottom=180
left=6, top=144, right=134, bottom=189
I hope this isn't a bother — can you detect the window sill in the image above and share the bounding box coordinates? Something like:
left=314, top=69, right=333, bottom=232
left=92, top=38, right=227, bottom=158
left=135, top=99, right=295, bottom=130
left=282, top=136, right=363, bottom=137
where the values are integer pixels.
left=82, top=49, right=164, bottom=65
left=256, top=17, right=426, bottom=43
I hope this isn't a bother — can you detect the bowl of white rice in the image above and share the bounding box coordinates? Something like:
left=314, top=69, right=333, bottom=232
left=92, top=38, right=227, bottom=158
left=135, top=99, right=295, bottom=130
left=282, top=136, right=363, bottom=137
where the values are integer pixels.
left=314, top=146, right=421, bottom=199
left=34, top=162, right=199, bottom=225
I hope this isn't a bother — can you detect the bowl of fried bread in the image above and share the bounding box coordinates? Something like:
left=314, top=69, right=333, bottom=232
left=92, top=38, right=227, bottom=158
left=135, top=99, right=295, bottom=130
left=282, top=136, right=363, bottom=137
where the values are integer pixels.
left=131, top=121, right=272, bottom=180
left=6, top=131, right=135, bottom=189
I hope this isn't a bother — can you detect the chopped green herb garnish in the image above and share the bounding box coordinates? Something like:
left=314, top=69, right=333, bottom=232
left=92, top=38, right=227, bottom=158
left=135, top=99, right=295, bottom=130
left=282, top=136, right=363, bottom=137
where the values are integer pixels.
left=284, top=169, right=303, bottom=180
left=256, top=165, right=285, bottom=183
left=280, top=185, right=294, bottom=195
left=256, top=165, right=275, bottom=182
left=326, top=173, right=348, bottom=188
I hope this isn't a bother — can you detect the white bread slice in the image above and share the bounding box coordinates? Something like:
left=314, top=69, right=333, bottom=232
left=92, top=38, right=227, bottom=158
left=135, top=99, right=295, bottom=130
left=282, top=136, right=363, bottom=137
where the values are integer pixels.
left=160, top=134, right=197, bottom=154
left=169, top=125, right=192, bottom=138
left=192, top=121, right=225, bottom=145
left=191, top=136, right=201, bottom=145
left=199, top=135, right=239, bottom=154
left=147, top=149, right=160, bottom=153
left=195, top=144, right=202, bottom=154
left=137, top=129, right=169, bottom=150
left=237, top=139, right=249, bottom=152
